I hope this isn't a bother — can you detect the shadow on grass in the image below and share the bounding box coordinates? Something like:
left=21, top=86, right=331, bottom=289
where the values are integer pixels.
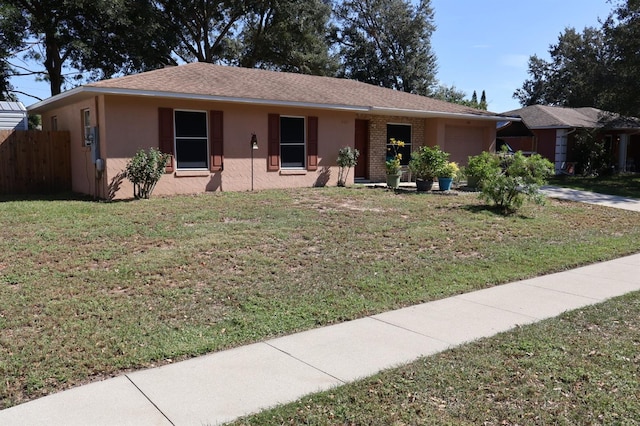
left=0, top=191, right=138, bottom=203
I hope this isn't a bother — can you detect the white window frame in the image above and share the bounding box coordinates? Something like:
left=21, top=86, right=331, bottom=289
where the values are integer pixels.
left=174, top=109, right=209, bottom=170
left=386, top=123, right=412, bottom=166
left=280, top=115, right=306, bottom=169
left=82, top=109, right=91, bottom=146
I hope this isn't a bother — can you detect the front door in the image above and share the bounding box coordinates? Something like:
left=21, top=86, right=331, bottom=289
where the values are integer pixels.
left=354, top=119, right=369, bottom=179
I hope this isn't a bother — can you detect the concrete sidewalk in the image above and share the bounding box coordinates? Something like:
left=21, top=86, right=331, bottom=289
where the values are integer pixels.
left=1, top=187, right=639, bottom=425
left=541, top=185, right=640, bottom=211
left=1, top=253, right=639, bottom=426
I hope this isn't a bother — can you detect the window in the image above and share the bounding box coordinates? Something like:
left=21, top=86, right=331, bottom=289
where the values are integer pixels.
left=387, top=124, right=412, bottom=165
left=51, top=116, right=58, bottom=131
left=82, top=109, right=91, bottom=146
left=280, top=116, right=305, bottom=168
left=175, top=110, right=208, bottom=169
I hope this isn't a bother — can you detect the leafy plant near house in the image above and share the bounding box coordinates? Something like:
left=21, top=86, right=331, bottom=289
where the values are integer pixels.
left=336, top=146, right=360, bottom=187
left=463, top=151, right=501, bottom=189
left=408, top=145, right=448, bottom=180
left=124, top=148, right=170, bottom=199
left=480, top=151, right=554, bottom=214
left=438, top=161, right=460, bottom=179
left=385, top=138, right=405, bottom=175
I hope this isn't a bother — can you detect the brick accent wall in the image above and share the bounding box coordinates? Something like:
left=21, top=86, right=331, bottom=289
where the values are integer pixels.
left=357, top=114, right=425, bottom=182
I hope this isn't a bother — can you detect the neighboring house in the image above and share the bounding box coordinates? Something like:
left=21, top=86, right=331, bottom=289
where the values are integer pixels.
left=499, top=105, right=640, bottom=174
left=28, top=62, right=509, bottom=199
left=0, top=101, right=28, bottom=130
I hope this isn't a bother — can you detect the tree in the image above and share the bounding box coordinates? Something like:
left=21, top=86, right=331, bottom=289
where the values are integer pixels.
left=0, top=2, right=26, bottom=100
left=5, top=0, right=174, bottom=96
left=431, top=84, right=488, bottom=110
left=602, top=0, right=640, bottom=116
left=514, top=27, right=610, bottom=109
left=237, top=0, right=338, bottom=75
left=335, top=0, right=437, bottom=95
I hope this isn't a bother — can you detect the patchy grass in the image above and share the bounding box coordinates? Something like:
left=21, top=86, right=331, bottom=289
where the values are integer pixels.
left=235, top=292, right=640, bottom=425
left=549, top=173, right=640, bottom=198
left=1, top=187, right=640, bottom=409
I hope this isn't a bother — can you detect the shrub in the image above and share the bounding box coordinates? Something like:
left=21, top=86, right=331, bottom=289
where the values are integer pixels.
left=480, top=151, right=554, bottom=214
left=124, top=148, right=170, bottom=199
left=408, top=145, right=449, bottom=180
left=336, top=146, right=359, bottom=187
left=464, top=151, right=501, bottom=189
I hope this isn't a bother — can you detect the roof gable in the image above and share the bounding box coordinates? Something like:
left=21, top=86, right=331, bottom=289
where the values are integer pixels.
left=30, top=63, right=507, bottom=120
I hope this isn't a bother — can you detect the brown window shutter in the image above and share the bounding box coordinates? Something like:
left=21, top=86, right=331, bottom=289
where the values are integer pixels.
left=307, top=116, right=318, bottom=171
left=209, top=110, right=224, bottom=172
left=158, top=107, right=174, bottom=173
left=267, top=113, right=280, bottom=171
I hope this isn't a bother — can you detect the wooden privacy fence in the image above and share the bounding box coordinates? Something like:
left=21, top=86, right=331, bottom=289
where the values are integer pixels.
left=0, top=130, right=71, bottom=195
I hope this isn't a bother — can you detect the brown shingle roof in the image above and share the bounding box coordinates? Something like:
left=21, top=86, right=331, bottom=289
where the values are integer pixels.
left=504, top=105, right=640, bottom=129
left=32, top=62, right=505, bottom=119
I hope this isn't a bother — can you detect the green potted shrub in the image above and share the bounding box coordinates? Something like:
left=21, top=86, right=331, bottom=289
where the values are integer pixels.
left=408, top=145, right=449, bottom=192
left=463, top=151, right=501, bottom=190
left=385, top=138, right=404, bottom=189
left=437, top=161, right=459, bottom=191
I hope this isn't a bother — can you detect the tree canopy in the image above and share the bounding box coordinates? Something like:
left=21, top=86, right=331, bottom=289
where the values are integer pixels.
left=515, top=0, right=640, bottom=116
left=335, top=0, right=437, bottom=95
left=3, top=0, right=441, bottom=101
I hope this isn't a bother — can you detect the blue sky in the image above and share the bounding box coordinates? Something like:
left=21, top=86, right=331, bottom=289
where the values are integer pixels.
left=11, top=0, right=614, bottom=112
left=430, top=0, right=614, bottom=112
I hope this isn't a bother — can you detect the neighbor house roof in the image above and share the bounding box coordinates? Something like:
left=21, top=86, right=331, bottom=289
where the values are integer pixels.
left=503, top=105, right=640, bottom=130
left=29, top=62, right=509, bottom=121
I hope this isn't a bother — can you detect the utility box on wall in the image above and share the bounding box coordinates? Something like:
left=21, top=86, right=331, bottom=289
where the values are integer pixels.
left=0, top=101, right=28, bottom=131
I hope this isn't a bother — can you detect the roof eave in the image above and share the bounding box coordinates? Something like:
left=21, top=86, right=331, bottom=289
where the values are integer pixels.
left=370, top=106, right=520, bottom=122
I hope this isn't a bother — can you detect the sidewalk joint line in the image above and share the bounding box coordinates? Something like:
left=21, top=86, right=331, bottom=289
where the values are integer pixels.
left=367, top=316, right=452, bottom=346
left=263, top=342, right=346, bottom=385
left=125, top=375, right=175, bottom=426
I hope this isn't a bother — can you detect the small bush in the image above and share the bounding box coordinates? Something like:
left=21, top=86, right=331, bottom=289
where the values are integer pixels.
left=480, top=151, right=554, bottom=214
left=124, top=148, right=170, bottom=199
left=337, top=146, right=359, bottom=186
left=464, top=151, right=501, bottom=188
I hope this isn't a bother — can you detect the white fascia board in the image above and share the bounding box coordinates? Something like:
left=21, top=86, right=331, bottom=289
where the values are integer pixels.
left=29, top=86, right=371, bottom=113
left=370, top=106, right=520, bottom=122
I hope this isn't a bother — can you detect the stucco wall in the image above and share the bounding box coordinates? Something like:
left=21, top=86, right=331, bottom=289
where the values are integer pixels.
left=43, top=95, right=357, bottom=199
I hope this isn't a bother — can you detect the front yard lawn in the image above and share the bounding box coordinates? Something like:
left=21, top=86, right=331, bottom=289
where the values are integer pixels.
left=1, top=187, right=639, bottom=409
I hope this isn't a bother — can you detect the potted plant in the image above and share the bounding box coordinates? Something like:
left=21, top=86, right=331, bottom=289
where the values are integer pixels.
left=437, top=161, right=459, bottom=191
left=463, top=151, right=500, bottom=190
left=408, top=145, right=449, bottom=191
left=385, top=138, right=405, bottom=189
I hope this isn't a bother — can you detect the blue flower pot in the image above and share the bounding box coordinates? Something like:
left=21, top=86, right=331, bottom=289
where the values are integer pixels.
left=438, top=177, right=453, bottom=191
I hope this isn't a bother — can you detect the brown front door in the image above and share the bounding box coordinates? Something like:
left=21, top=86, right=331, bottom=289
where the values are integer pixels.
left=354, top=119, right=369, bottom=179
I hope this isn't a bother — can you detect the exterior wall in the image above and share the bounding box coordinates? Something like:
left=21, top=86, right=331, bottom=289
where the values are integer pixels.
left=42, top=95, right=357, bottom=199
left=531, top=129, right=557, bottom=165
left=39, top=96, right=104, bottom=197
left=426, top=118, right=496, bottom=166
left=358, top=114, right=425, bottom=182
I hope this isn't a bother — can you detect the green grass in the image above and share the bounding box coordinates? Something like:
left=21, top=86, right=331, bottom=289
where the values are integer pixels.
left=233, top=292, right=640, bottom=425
left=1, top=187, right=640, bottom=409
left=549, top=173, right=640, bottom=198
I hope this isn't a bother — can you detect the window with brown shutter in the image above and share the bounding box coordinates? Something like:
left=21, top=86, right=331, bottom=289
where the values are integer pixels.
left=209, top=110, right=223, bottom=172
left=267, top=113, right=280, bottom=171
left=158, top=107, right=174, bottom=173
left=307, top=116, right=318, bottom=171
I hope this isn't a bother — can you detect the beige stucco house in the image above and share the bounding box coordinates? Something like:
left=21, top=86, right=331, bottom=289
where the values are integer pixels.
left=29, top=62, right=508, bottom=199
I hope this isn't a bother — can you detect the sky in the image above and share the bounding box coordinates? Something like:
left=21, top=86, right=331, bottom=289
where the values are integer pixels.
left=10, top=0, right=615, bottom=113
